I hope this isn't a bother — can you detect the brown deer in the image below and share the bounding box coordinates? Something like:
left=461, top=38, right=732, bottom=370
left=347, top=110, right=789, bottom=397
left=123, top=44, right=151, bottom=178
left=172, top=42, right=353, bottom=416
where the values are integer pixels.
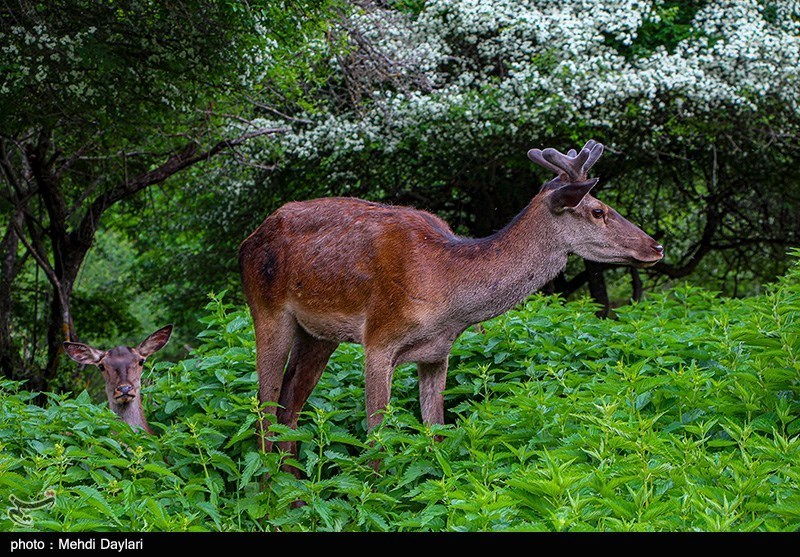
left=63, top=325, right=173, bottom=434
left=238, top=140, right=663, bottom=471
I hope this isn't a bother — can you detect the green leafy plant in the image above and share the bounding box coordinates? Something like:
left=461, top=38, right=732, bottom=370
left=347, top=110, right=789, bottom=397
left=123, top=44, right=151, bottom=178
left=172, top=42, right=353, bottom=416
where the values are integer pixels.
left=3, top=252, right=800, bottom=531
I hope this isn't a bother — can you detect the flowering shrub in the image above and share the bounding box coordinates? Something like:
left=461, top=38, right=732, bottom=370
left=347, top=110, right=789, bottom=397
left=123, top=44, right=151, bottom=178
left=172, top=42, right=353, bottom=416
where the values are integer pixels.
left=276, top=0, right=800, bottom=159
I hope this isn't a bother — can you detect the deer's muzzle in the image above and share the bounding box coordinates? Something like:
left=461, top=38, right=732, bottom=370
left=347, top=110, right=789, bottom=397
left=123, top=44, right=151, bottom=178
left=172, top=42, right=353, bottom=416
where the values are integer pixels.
left=633, top=242, right=665, bottom=268
left=114, top=384, right=136, bottom=403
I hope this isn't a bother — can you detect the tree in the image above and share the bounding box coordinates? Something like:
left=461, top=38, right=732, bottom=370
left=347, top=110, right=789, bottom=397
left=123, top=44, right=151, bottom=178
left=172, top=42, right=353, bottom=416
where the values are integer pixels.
left=0, top=0, right=337, bottom=393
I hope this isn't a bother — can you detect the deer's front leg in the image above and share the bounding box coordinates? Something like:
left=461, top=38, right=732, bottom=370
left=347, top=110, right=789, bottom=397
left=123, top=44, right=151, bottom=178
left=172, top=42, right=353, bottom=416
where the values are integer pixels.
left=364, top=349, right=395, bottom=431
left=418, top=358, right=448, bottom=427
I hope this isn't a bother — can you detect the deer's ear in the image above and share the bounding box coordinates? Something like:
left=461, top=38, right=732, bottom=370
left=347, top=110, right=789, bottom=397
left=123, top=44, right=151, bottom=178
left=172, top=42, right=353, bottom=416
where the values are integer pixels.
left=137, top=324, right=173, bottom=358
left=63, top=342, right=105, bottom=365
left=547, top=178, right=598, bottom=212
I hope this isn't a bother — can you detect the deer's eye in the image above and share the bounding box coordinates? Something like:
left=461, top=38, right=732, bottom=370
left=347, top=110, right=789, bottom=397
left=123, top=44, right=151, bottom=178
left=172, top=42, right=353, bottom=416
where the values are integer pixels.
left=138, top=358, right=145, bottom=366
left=98, top=364, right=105, bottom=371
left=592, top=208, right=605, bottom=219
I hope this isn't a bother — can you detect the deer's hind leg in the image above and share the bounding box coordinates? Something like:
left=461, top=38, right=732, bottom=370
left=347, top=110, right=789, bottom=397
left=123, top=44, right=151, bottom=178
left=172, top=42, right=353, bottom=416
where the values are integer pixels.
left=276, top=327, right=338, bottom=475
left=417, top=358, right=448, bottom=427
left=252, top=310, right=297, bottom=454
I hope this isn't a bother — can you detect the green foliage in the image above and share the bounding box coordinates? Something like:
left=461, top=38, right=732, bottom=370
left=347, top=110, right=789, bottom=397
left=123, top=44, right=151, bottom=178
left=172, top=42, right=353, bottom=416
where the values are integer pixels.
left=0, top=0, right=344, bottom=394
left=3, top=254, right=800, bottom=531
left=0, top=0, right=332, bottom=134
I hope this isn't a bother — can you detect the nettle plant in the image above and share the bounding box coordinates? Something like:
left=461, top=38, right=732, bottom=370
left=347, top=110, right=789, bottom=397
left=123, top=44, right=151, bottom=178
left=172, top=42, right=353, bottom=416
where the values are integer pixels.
left=2, top=253, right=800, bottom=532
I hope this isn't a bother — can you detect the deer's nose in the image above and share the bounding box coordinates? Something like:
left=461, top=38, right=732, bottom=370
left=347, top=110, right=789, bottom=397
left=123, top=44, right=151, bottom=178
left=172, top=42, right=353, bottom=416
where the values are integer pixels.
left=118, top=385, right=133, bottom=396
left=652, top=244, right=664, bottom=256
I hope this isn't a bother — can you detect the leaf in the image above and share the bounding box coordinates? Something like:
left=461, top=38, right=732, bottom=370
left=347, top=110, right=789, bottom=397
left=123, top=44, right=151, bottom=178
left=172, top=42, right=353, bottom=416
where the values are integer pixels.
left=226, top=315, right=250, bottom=333
left=762, top=367, right=796, bottom=384
left=143, top=463, right=176, bottom=477
left=95, top=458, right=132, bottom=469
left=145, top=498, right=170, bottom=528
left=225, top=414, right=258, bottom=447
left=66, top=518, right=111, bottom=532
left=198, top=355, right=226, bottom=369
left=71, top=485, right=121, bottom=525
left=0, top=471, right=32, bottom=490
left=771, top=496, right=800, bottom=519
left=239, top=451, right=264, bottom=489
left=434, top=450, right=452, bottom=477
left=494, top=351, right=510, bottom=364
left=322, top=474, right=363, bottom=495
left=328, top=431, right=367, bottom=447
left=397, top=462, right=436, bottom=488
left=312, top=498, right=335, bottom=530
left=706, top=439, right=737, bottom=448
left=196, top=501, right=222, bottom=530
left=214, top=369, right=233, bottom=385
left=634, top=390, right=653, bottom=410
left=208, top=450, right=238, bottom=477
left=74, top=391, right=92, bottom=405
left=358, top=507, right=390, bottom=531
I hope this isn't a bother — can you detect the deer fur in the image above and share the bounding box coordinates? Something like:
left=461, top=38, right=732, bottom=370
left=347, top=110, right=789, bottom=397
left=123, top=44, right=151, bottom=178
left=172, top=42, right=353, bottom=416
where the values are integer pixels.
left=63, top=325, right=173, bottom=434
left=238, top=140, right=663, bottom=473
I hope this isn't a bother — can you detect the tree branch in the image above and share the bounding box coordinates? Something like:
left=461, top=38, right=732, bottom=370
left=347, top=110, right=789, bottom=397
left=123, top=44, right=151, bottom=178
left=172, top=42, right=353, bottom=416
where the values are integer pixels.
left=10, top=216, right=61, bottom=293
left=0, top=138, right=31, bottom=202
left=247, top=97, right=313, bottom=124
left=74, top=126, right=288, bottom=249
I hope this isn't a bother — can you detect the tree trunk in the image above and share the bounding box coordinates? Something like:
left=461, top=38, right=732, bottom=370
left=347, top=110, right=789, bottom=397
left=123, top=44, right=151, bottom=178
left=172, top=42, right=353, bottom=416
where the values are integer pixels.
left=0, top=216, right=23, bottom=380
left=42, top=286, right=72, bottom=391
left=630, top=268, right=643, bottom=302
left=41, top=233, right=86, bottom=393
left=585, top=260, right=610, bottom=318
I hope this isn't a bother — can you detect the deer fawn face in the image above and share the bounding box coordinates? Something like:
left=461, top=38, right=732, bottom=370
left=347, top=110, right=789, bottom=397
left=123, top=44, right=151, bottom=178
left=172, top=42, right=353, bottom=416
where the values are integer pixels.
left=97, top=347, right=146, bottom=404
left=545, top=181, right=664, bottom=268
left=63, top=325, right=173, bottom=408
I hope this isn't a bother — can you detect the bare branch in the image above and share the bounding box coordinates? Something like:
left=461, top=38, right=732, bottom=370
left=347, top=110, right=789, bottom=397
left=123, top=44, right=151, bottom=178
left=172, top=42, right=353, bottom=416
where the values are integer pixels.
left=74, top=126, right=288, bottom=247
left=10, top=216, right=60, bottom=292
left=247, top=98, right=313, bottom=125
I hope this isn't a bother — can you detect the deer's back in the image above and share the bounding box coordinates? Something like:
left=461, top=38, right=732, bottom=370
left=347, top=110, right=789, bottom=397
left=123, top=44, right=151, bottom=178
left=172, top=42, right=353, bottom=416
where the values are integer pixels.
left=238, top=197, right=457, bottom=334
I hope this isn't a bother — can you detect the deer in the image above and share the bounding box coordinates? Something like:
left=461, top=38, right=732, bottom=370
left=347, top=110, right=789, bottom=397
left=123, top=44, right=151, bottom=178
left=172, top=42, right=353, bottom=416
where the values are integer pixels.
left=62, top=325, right=173, bottom=434
left=238, top=140, right=664, bottom=474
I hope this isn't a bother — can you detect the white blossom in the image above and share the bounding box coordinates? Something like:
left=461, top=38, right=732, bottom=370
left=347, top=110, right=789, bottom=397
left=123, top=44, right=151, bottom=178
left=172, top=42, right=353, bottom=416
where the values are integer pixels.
left=273, top=0, right=800, bottom=160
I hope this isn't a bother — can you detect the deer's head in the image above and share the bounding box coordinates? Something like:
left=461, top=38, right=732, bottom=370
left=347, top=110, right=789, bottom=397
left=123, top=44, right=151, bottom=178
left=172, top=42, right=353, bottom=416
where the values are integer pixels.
left=63, top=325, right=173, bottom=411
left=528, top=140, right=663, bottom=267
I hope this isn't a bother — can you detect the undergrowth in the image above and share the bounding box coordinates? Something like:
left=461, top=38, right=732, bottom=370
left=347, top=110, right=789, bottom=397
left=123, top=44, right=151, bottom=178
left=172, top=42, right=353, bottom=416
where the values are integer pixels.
left=2, top=253, right=800, bottom=532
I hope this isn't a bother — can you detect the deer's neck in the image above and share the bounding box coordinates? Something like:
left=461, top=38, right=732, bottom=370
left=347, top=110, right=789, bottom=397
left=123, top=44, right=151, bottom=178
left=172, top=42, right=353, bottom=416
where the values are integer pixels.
left=445, top=198, right=567, bottom=324
left=110, top=400, right=153, bottom=434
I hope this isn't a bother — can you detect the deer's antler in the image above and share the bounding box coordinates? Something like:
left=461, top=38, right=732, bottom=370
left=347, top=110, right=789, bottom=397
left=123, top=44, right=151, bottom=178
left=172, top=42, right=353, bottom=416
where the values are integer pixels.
left=527, top=139, right=604, bottom=183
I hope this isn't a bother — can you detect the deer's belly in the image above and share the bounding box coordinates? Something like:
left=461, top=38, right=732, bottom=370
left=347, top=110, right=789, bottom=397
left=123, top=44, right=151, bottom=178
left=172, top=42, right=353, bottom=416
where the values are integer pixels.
left=393, top=324, right=467, bottom=366
left=293, top=308, right=365, bottom=344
